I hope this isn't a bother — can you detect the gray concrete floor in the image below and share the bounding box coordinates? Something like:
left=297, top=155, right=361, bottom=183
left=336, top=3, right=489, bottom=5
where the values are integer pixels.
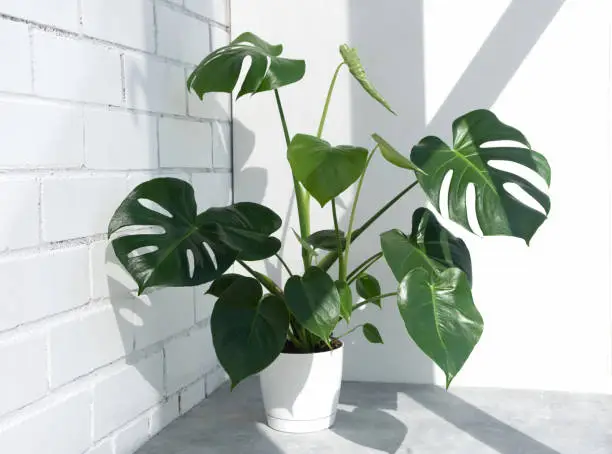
left=138, top=379, right=612, bottom=453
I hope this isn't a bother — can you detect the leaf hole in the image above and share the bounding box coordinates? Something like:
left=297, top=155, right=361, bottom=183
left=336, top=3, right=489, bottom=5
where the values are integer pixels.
left=502, top=183, right=547, bottom=215
left=127, top=245, right=159, bottom=258
left=481, top=140, right=528, bottom=149
left=439, top=170, right=453, bottom=219
left=202, top=241, right=218, bottom=270
left=186, top=249, right=195, bottom=279
left=111, top=225, right=165, bottom=240
left=466, top=183, right=484, bottom=236
left=488, top=160, right=549, bottom=192
left=138, top=199, right=173, bottom=218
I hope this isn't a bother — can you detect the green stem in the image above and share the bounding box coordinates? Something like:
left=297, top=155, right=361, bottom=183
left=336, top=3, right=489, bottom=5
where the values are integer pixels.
left=331, top=199, right=345, bottom=280
left=275, top=253, right=293, bottom=277
left=319, top=180, right=419, bottom=272
left=274, top=89, right=311, bottom=269
left=336, top=324, right=364, bottom=339
left=237, top=260, right=283, bottom=298
left=342, top=147, right=377, bottom=280
left=352, top=292, right=397, bottom=311
left=317, top=62, right=345, bottom=138
left=347, top=252, right=383, bottom=284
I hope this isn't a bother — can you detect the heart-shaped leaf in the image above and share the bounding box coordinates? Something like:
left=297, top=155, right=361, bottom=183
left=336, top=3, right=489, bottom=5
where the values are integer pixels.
left=336, top=280, right=352, bottom=323
left=372, top=133, right=422, bottom=172
left=108, top=178, right=237, bottom=294
left=339, top=45, right=395, bottom=114
left=206, top=274, right=250, bottom=297
left=288, top=134, right=368, bottom=206
left=211, top=277, right=289, bottom=388
left=284, top=267, right=341, bottom=342
left=356, top=273, right=382, bottom=307
left=411, top=109, right=551, bottom=243
left=307, top=230, right=346, bottom=251
left=188, top=32, right=305, bottom=99
left=398, top=267, right=483, bottom=389
left=363, top=323, right=383, bottom=344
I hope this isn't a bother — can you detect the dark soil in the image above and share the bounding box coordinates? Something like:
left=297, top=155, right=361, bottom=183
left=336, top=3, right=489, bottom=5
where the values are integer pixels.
left=282, top=338, right=343, bottom=354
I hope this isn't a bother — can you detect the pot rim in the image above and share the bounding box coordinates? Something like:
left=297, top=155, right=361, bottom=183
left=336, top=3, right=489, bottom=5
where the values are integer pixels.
left=279, top=340, right=344, bottom=356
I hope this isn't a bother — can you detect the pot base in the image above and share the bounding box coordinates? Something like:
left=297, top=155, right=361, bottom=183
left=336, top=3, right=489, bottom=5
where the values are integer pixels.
left=265, top=412, right=336, bottom=433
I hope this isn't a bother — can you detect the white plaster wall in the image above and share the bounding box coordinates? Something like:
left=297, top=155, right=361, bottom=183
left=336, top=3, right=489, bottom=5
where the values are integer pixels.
left=232, top=0, right=612, bottom=393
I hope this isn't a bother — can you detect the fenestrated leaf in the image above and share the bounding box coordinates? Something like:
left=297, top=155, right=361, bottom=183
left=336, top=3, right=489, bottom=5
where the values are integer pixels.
left=199, top=202, right=282, bottom=261
left=336, top=280, right=352, bottom=323
left=307, top=230, right=346, bottom=251
left=372, top=133, right=422, bottom=172
left=356, top=273, right=382, bottom=307
left=108, top=178, right=237, bottom=294
left=287, top=134, right=368, bottom=206
left=398, top=267, right=483, bottom=389
left=363, top=323, right=383, bottom=344
left=339, top=44, right=395, bottom=114
left=188, top=32, right=305, bottom=99
left=211, top=277, right=289, bottom=388
left=410, top=208, right=472, bottom=285
left=207, top=274, right=250, bottom=297
left=284, top=267, right=341, bottom=342
left=411, top=109, right=551, bottom=243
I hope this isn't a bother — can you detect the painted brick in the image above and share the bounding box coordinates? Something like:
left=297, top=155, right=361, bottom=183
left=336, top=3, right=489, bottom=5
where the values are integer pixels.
left=205, top=365, right=228, bottom=396
left=211, top=25, right=230, bottom=49
left=0, top=391, right=91, bottom=454
left=90, top=241, right=138, bottom=300
left=157, top=3, right=210, bottom=65
left=179, top=378, right=205, bottom=414
left=212, top=122, right=231, bottom=168
left=42, top=176, right=127, bottom=241
left=149, top=395, right=179, bottom=435
left=84, top=108, right=158, bottom=170
left=0, top=179, right=39, bottom=251
left=0, top=19, right=31, bottom=93
left=82, top=0, right=155, bottom=52
left=187, top=90, right=231, bottom=121
left=133, top=287, right=194, bottom=350
left=0, top=99, right=83, bottom=168
left=93, top=353, right=163, bottom=439
left=124, top=54, right=186, bottom=115
left=49, top=304, right=134, bottom=387
left=159, top=117, right=212, bottom=168
left=0, top=0, right=80, bottom=32
left=85, top=440, right=113, bottom=454
left=165, top=325, right=216, bottom=394
left=0, top=335, right=47, bottom=416
left=126, top=171, right=190, bottom=192
left=113, top=414, right=150, bottom=454
left=0, top=247, right=89, bottom=332
left=195, top=291, right=215, bottom=322
left=192, top=172, right=232, bottom=210
left=32, top=31, right=122, bottom=105
left=185, top=0, right=229, bottom=25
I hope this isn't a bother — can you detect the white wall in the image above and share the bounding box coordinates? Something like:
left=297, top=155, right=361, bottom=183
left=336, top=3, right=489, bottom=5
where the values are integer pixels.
left=232, top=0, right=612, bottom=393
left=0, top=1, right=230, bottom=453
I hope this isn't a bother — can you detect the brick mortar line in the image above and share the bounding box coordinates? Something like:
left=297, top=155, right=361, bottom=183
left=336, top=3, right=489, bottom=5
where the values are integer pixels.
left=154, top=0, right=230, bottom=31
left=0, top=167, right=230, bottom=177
left=0, top=90, right=231, bottom=125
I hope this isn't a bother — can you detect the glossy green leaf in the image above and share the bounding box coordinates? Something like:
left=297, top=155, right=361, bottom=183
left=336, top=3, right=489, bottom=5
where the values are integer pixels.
left=398, top=268, right=483, bottom=389
left=356, top=273, right=382, bottom=307
left=410, top=208, right=472, bottom=284
left=336, top=280, right=352, bottom=323
left=284, top=267, right=341, bottom=342
left=188, top=32, right=305, bottom=99
left=108, top=178, right=237, bottom=294
left=206, top=274, right=250, bottom=297
left=411, top=109, right=551, bottom=243
left=339, top=44, right=395, bottom=114
left=372, top=133, right=422, bottom=172
left=307, top=230, right=346, bottom=251
left=287, top=134, right=368, bottom=206
left=211, top=277, right=289, bottom=388
left=363, top=323, right=383, bottom=344
left=292, top=228, right=318, bottom=257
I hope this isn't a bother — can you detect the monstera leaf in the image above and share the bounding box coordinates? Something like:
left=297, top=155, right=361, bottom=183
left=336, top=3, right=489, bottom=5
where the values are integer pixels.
left=188, top=32, right=305, bottom=99
left=108, top=178, right=281, bottom=294
left=411, top=110, right=551, bottom=243
left=287, top=134, right=368, bottom=206
left=211, top=276, right=289, bottom=388
left=340, top=44, right=395, bottom=114
left=398, top=268, right=483, bottom=388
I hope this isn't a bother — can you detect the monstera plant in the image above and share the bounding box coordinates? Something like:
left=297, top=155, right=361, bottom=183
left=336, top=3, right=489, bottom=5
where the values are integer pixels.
left=108, top=32, right=551, bottom=391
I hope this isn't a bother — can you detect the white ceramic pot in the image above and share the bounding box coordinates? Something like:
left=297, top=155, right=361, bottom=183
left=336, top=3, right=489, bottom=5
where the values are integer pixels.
left=259, top=343, right=344, bottom=433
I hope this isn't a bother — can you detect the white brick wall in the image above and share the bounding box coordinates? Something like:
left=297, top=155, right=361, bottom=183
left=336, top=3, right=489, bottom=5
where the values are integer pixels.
left=0, top=0, right=231, bottom=452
